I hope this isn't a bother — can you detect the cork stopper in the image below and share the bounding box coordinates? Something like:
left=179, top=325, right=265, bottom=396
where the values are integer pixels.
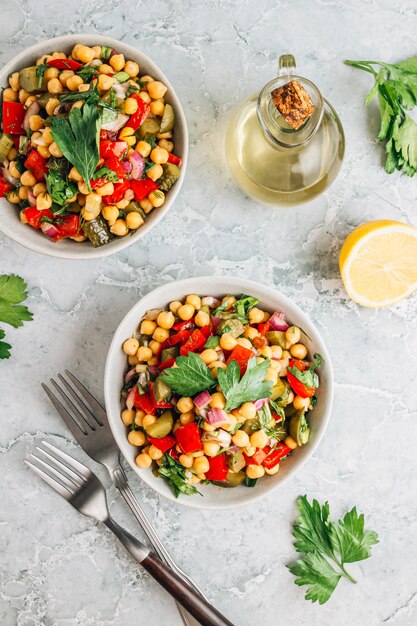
left=271, top=80, right=315, bottom=130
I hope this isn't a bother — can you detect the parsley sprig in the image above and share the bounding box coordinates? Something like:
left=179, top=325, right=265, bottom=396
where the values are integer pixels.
left=345, top=56, right=417, bottom=175
left=160, top=352, right=216, bottom=396
left=0, top=275, right=33, bottom=359
left=217, top=357, right=273, bottom=411
left=288, top=496, right=378, bottom=604
left=158, top=454, right=199, bottom=497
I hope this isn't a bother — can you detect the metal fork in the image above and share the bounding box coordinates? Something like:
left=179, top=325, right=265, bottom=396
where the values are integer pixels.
left=42, top=370, right=206, bottom=626
left=26, top=442, right=234, bottom=626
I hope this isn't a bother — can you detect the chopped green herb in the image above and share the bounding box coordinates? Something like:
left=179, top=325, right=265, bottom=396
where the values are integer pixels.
left=35, top=58, right=48, bottom=88
left=76, top=66, right=97, bottom=82
left=46, top=169, right=78, bottom=206
left=217, top=357, right=273, bottom=411
left=160, top=352, right=216, bottom=397
left=92, top=166, right=119, bottom=183
left=287, top=353, right=323, bottom=390
left=158, top=454, right=200, bottom=497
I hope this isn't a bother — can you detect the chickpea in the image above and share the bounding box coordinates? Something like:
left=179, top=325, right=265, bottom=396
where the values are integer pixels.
left=238, top=402, right=257, bottom=420
left=152, top=326, right=169, bottom=343
left=147, top=81, right=168, bottom=99
left=285, top=326, right=301, bottom=345
left=140, top=75, right=154, bottom=84
left=246, top=464, right=265, bottom=479
left=222, top=414, right=237, bottom=432
left=137, top=346, right=153, bottom=362
left=284, top=436, right=298, bottom=450
left=244, top=446, right=256, bottom=457
left=37, top=145, right=51, bottom=159
left=135, top=453, right=152, bottom=468
left=95, top=182, right=114, bottom=197
left=49, top=142, right=63, bottom=158
left=148, top=445, right=163, bottom=460
left=195, top=310, right=210, bottom=327
left=44, top=67, right=59, bottom=80
left=220, top=333, right=237, bottom=351
left=8, top=161, right=21, bottom=179
left=59, top=69, right=74, bottom=86
left=265, top=464, right=280, bottom=476
left=293, top=395, right=310, bottom=411
left=200, top=349, right=218, bottom=365
left=128, top=355, right=139, bottom=366
left=143, top=414, right=157, bottom=430
left=135, top=410, right=145, bottom=427
left=209, top=361, right=227, bottom=378
left=47, top=78, right=63, bottom=94
left=150, top=100, right=165, bottom=116
left=98, top=63, right=113, bottom=75
left=237, top=338, right=252, bottom=350
left=209, top=392, right=226, bottom=410
left=19, top=89, right=30, bottom=104
left=7, top=190, right=20, bottom=204
left=193, top=456, right=210, bottom=474
left=7, top=147, right=18, bottom=161
left=232, top=430, right=250, bottom=448
left=270, top=345, right=283, bottom=359
left=119, top=126, right=135, bottom=140
left=243, top=326, right=259, bottom=340
left=202, top=422, right=217, bottom=432
left=110, top=219, right=129, bottom=237
left=290, top=343, right=308, bottom=360
left=177, top=396, right=194, bottom=413
left=146, top=163, right=163, bottom=181
left=260, top=346, right=272, bottom=359
left=102, top=205, right=119, bottom=226
left=140, top=320, right=157, bottom=335
left=222, top=295, right=236, bottom=308
left=42, top=127, right=55, bottom=146
left=149, top=339, right=161, bottom=355
left=66, top=75, right=83, bottom=91
left=248, top=307, right=265, bottom=323
left=203, top=442, right=220, bottom=457
left=84, top=192, right=101, bottom=213
left=250, top=429, right=269, bottom=449
left=180, top=411, right=195, bottom=425
left=179, top=454, right=194, bottom=468
left=24, top=95, right=37, bottom=108
left=123, top=337, right=139, bottom=355
left=136, top=140, right=152, bottom=158
left=169, top=300, right=182, bottom=315
left=9, top=72, right=19, bottom=91
left=29, top=114, right=45, bottom=132
left=3, top=87, right=17, bottom=102
left=128, top=430, right=146, bottom=446
left=150, top=146, right=169, bottom=164
left=157, top=310, right=175, bottom=329
left=139, top=198, right=154, bottom=214
left=158, top=138, right=174, bottom=153
left=36, top=193, right=53, bottom=211
left=97, top=74, right=114, bottom=92
left=138, top=91, right=151, bottom=103
left=185, top=294, right=201, bottom=310
left=72, top=44, right=95, bottom=64
left=148, top=190, right=165, bottom=208
left=109, top=53, right=125, bottom=72
left=123, top=97, right=138, bottom=116
left=124, top=60, right=140, bottom=77
left=18, top=186, right=29, bottom=200
left=20, top=170, right=37, bottom=187
left=178, top=303, right=194, bottom=321
left=121, top=409, right=135, bottom=426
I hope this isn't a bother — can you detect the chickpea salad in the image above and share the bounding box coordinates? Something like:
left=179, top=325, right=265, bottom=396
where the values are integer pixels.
left=0, top=43, right=182, bottom=245
left=120, top=293, right=323, bottom=497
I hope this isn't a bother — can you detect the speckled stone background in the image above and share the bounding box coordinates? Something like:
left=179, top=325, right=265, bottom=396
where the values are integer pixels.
left=1, top=1, right=417, bottom=625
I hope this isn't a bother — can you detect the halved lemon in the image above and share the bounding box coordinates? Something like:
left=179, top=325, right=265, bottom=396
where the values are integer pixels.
left=339, top=220, right=417, bottom=308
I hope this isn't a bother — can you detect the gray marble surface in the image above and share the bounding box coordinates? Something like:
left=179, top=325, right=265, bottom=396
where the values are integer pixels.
left=1, top=1, right=417, bottom=625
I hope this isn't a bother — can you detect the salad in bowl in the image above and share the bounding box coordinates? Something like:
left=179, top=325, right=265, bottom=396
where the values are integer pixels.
left=0, top=35, right=187, bottom=258
left=105, top=278, right=332, bottom=508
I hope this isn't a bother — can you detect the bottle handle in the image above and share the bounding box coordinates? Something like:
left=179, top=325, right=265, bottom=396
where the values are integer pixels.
left=278, top=54, right=296, bottom=79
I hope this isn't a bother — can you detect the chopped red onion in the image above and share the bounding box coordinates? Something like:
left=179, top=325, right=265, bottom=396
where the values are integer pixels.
left=122, top=160, right=133, bottom=175
left=253, top=398, right=269, bottom=410
left=216, top=429, right=232, bottom=447
left=27, top=190, right=37, bottom=206
left=202, top=296, right=221, bottom=308
left=269, top=311, right=289, bottom=331
left=194, top=390, right=211, bottom=409
left=201, top=431, right=219, bottom=443
left=210, top=316, right=222, bottom=333
left=147, top=365, right=159, bottom=376
left=206, top=408, right=230, bottom=425
left=112, top=82, right=129, bottom=100
left=101, top=112, right=129, bottom=132
left=216, top=349, right=225, bottom=363
left=23, top=101, right=41, bottom=131
left=1, top=167, right=19, bottom=186
left=129, top=151, right=145, bottom=180
left=124, top=368, right=137, bottom=385
left=126, top=386, right=136, bottom=410
left=40, top=222, right=59, bottom=238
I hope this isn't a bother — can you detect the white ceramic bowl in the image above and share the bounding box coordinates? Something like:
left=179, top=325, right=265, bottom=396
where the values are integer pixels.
left=0, top=34, right=188, bottom=259
left=105, top=277, right=334, bottom=509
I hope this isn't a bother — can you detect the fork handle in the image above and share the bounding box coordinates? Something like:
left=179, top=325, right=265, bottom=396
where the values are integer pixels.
left=104, top=517, right=235, bottom=626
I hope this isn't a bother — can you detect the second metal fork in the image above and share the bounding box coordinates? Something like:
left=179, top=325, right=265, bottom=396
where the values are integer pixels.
left=42, top=370, right=207, bottom=626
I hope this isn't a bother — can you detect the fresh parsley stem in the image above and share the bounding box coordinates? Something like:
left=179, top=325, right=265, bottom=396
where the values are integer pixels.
left=344, top=60, right=378, bottom=76
left=334, top=558, right=357, bottom=584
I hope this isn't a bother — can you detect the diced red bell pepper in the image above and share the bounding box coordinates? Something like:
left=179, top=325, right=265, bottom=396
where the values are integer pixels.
left=47, top=58, right=83, bottom=71
left=127, top=95, right=150, bottom=131
left=102, top=180, right=131, bottom=205
left=226, top=344, right=254, bottom=375
left=0, top=175, right=12, bottom=198
left=160, top=329, right=192, bottom=352
left=100, top=139, right=128, bottom=160
left=244, top=448, right=268, bottom=466
left=23, top=207, right=54, bottom=230
left=130, top=178, right=158, bottom=202
left=100, top=129, right=118, bottom=141
left=174, top=422, right=203, bottom=454
left=24, top=150, right=49, bottom=181
left=205, top=453, right=228, bottom=481
left=133, top=389, right=155, bottom=414
left=167, top=153, right=182, bottom=167
left=172, top=318, right=195, bottom=332
left=90, top=177, right=108, bottom=190
left=180, top=329, right=208, bottom=356
left=53, top=214, right=80, bottom=241
left=147, top=435, right=176, bottom=453
left=2, top=101, right=25, bottom=135
left=262, top=443, right=292, bottom=469
left=287, top=358, right=315, bottom=398
left=257, top=321, right=270, bottom=336
left=105, top=155, right=127, bottom=179
left=158, top=357, right=175, bottom=371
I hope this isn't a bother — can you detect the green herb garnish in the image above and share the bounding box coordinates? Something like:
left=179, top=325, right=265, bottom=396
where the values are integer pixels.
left=51, top=101, right=100, bottom=193
left=345, top=56, right=417, bottom=176
left=255, top=403, right=285, bottom=438
left=35, top=58, right=49, bottom=88
left=217, top=357, right=273, bottom=411
left=46, top=169, right=78, bottom=206
left=158, top=454, right=200, bottom=497
left=76, top=66, right=97, bottom=82
left=287, top=353, right=323, bottom=389
left=92, top=166, right=119, bottom=183
left=160, top=352, right=216, bottom=397
left=0, top=275, right=33, bottom=359
left=288, top=495, right=379, bottom=604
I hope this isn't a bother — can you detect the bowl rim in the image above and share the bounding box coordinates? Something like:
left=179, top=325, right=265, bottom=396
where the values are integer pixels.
left=104, top=276, right=334, bottom=510
left=0, top=33, right=188, bottom=259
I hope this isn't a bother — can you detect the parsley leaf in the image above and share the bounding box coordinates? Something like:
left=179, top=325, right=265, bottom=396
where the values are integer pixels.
left=288, top=496, right=378, bottom=604
left=160, top=352, right=216, bottom=397
left=51, top=101, right=100, bottom=193
left=158, top=454, right=199, bottom=497
left=35, top=58, right=48, bottom=88
left=218, top=357, right=273, bottom=411
left=0, top=275, right=33, bottom=359
left=92, top=166, right=119, bottom=183
left=76, top=66, right=97, bottom=82
left=287, top=353, right=323, bottom=389
left=46, top=169, right=78, bottom=206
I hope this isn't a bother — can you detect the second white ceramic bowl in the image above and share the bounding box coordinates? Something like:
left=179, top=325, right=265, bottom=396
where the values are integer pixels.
left=0, top=34, right=188, bottom=259
left=104, top=277, right=334, bottom=509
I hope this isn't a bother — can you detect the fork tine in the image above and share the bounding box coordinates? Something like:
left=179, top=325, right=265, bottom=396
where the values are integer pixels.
left=51, top=376, right=97, bottom=431
left=35, top=445, right=86, bottom=485
left=29, top=451, right=81, bottom=490
left=42, top=383, right=88, bottom=437
left=25, top=459, right=73, bottom=498
left=65, top=370, right=106, bottom=426
left=41, top=440, right=91, bottom=477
